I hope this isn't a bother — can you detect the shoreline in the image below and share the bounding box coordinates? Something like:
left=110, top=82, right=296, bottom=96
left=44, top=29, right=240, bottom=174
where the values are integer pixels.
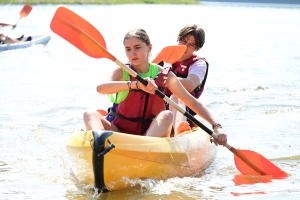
left=1, top=0, right=299, bottom=5
left=200, top=0, right=300, bottom=4
left=0, top=0, right=199, bottom=4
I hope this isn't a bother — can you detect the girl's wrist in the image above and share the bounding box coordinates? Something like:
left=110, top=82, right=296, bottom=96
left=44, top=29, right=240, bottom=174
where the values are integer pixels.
left=212, top=123, right=222, bottom=130
left=127, top=81, right=132, bottom=90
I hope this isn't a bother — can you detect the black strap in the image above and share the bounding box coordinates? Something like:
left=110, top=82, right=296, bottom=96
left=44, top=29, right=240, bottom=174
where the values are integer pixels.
left=109, top=110, right=153, bottom=123
left=140, top=93, right=150, bottom=133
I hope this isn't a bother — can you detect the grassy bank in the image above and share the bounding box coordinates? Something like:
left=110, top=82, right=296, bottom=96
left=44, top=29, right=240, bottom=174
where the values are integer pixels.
left=0, top=0, right=199, bottom=4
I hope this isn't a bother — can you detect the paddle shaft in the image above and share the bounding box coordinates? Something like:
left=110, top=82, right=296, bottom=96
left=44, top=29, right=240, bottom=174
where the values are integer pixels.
left=5, top=19, right=19, bottom=40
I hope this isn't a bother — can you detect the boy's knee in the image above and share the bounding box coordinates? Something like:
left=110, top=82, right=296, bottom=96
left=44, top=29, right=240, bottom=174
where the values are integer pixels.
left=161, top=110, right=173, bottom=124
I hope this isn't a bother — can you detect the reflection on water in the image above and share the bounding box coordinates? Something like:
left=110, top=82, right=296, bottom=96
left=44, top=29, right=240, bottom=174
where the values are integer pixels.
left=233, top=175, right=273, bottom=185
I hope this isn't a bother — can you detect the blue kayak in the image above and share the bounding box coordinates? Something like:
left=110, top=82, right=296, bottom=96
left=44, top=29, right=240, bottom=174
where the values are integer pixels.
left=0, top=34, right=51, bottom=51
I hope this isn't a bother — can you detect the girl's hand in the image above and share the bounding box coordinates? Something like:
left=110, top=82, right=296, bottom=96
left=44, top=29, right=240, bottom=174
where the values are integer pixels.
left=138, top=77, right=158, bottom=94
left=212, top=127, right=227, bottom=146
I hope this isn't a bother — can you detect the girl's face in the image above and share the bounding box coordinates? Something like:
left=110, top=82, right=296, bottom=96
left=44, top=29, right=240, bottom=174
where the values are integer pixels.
left=124, top=37, right=151, bottom=67
left=177, top=34, right=197, bottom=62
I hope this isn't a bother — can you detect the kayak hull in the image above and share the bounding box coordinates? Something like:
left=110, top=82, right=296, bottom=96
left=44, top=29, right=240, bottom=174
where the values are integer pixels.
left=66, top=127, right=216, bottom=191
left=0, top=34, right=51, bottom=51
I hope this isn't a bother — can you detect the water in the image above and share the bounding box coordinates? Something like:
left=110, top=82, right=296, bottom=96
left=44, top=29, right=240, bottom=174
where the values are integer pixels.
left=1, top=3, right=300, bottom=199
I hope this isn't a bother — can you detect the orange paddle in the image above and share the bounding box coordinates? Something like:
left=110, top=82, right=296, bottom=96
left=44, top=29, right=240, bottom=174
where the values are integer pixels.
left=233, top=149, right=287, bottom=177
left=50, top=7, right=106, bottom=58
left=5, top=5, right=32, bottom=38
left=19, top=4, right=32, bottom=18
left=50, top=6, right=288, bottom=179
left=152, top=45, right=186, bottom=64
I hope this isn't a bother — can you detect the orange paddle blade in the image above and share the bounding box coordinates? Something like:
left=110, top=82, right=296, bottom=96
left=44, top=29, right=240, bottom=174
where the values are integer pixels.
left=152, top=45, right=186, bottom=64
left=50, top=6, right=111, bottom=59
left=97, top=109, right=108, bottom=116
left=233, top=148, right=288, bottom=178
left=20, top=4, right=32, bottom=18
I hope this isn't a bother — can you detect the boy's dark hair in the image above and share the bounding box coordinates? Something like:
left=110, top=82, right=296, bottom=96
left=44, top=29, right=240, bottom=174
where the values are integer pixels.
left=178, top=24, right=205, bottom=50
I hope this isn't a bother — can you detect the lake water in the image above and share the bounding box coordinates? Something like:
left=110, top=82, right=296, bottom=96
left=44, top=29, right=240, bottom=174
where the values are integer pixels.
left=1, top=3, right=300, bottom=200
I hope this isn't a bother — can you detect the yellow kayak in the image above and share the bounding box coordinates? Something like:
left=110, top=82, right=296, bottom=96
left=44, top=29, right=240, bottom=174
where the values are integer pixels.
left=66, top=127, right=216, bottom=191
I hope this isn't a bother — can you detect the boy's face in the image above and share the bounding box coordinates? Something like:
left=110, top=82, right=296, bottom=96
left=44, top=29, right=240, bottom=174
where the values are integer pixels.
left=177, top=34, right=198, bottom=62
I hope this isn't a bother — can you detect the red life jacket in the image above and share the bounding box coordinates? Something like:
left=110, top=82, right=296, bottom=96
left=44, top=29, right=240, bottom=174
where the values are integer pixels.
left=111, top=66, right=170, bottom=135
left=164, top=54, right=209, bottom=99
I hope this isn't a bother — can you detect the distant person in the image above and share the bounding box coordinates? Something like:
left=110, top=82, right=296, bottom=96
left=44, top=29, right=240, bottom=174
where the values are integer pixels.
left=0, top=22, right=24, bottom=44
